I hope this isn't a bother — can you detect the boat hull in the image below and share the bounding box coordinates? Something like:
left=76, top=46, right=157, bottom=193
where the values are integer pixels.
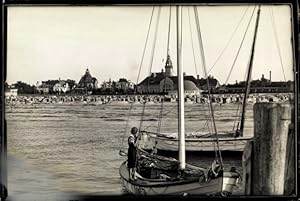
left=119, top=162, right=239, bottom=195
left=140, top=133, right=252, bottom=152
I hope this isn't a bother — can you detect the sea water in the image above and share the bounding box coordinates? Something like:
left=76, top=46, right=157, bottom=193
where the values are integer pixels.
left=5, top=102, right=253, bottom=200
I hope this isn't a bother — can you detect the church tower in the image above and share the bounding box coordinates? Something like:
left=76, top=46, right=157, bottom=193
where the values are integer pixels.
left=165, top=54, right=173, bottom=76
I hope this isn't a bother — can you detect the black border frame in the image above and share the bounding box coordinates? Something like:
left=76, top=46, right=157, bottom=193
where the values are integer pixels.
left=1, top=1, right=299, bottom=201
left=1, top=2, right=8, bottom=201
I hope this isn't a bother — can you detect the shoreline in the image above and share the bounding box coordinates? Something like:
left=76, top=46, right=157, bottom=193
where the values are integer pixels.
left=5, top=92, right=292, bottom=105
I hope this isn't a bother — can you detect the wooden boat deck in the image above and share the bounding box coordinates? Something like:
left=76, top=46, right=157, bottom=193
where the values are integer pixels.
left=119, top=161, right=202, bottom=187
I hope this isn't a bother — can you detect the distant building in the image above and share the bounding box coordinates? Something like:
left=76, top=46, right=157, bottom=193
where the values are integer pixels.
left=115, top=78, right=135, bottom=93
left=216, top=74, right=294, bottom=94
left=36, top=80, right=58, bottom=94
left=36, top=79, right=74, bottom=94
left=53, top=80, right=70, bottom=94
left=101, top=79, right=115, bottom=92
left=137, top=55, right=180, bottom=94
left=137, top=54, right=215, bottom=96
left=196, top=75, right=220, bottom=91
left=168, top=80, right=202, bottom=97
left=5, top=84, right=18, bottom=97
left=36, top=85, right=50, bottom=94
left=78, top=68, right=98, bottom=90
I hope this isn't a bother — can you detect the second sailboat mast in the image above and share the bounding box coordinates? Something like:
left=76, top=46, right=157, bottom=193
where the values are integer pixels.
left=240, top=5, right=261, bottom=137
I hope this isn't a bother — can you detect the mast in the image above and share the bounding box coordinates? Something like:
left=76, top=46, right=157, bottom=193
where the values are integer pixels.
left=176, top=5, right=185, bottom=170
left=194, top=6, right=223, bottom=167
left=239, top=5, right=261, bottom=137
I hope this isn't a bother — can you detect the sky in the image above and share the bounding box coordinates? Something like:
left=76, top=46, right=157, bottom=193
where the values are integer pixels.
left=7, top=5, right=295, bottom=86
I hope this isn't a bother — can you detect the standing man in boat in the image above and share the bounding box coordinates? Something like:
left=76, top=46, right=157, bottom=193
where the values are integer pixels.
left=128, top=127, right=138, bottom=181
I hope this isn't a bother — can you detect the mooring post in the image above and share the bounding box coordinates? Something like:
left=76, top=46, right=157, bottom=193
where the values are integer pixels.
left=283, top=122, right=295, bottom=195
left=242, top=140, right=253, bottom=195
left=250, top=102, right=294, bottom=195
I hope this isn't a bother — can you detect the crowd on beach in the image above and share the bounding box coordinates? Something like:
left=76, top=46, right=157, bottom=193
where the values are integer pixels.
left=5, top=93, right=292, bottom=106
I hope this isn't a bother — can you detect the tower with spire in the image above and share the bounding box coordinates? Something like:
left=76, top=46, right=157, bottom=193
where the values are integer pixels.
left=165, top=54, right=173, bottom=76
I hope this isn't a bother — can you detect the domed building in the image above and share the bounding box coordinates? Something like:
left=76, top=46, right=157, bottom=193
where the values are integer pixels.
left=167, top=79, right=201, bottom=97
left=184, top=80, right=201, bottom=97
left=78, top=68, right=98, bottom=91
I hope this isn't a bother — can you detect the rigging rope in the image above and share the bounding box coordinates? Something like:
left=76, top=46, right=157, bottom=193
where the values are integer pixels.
left=194, top=97, right=215, bottom=139
left=146, top=6, right=161, bottom=95
left=139, top=101, right=147, bottom=133
left=223, top=6, right=256, bottom=134
left=232, top=101, right=241, bottom=131
left=136, top=7, right=155, bottom=86
left=188, top=7, right=198, bottom=76
left=193, top=6, right=223, bottom=167
left=188, top=5, right=219, bottom=139
left=207, top=6, right=250, bottom=74
left=148, top=6, right=162, bottom=77
left=119, top=7, right=155, bottom=152
left=226, top=6, right=257, bottom=130
left=205, top=97, right=217, bottom=154
left=224, top=6, right=257, bottom=85
left=269, top=6, right=287, bottom=82
left=157, top=80, right=168, bottom=134
left=166, top=6, right=172, bottom=58
left=157, top=6, right=172, bottom=134
left=206, top=97, right=215, bottom=141
left=143, top=104, right=177, bottom=131
left=195, top=113, right=213, bottom=133
left=157, top=95, right=164, bottom=134
left=143, top=6, right=161, bottom=136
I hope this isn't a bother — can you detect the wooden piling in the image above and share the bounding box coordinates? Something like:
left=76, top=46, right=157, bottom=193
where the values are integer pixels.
left=242, top=140, right=253, bottom=195
left=283, top=123, right=295, bottom=195
left=250, top=102, right=294, bottom=195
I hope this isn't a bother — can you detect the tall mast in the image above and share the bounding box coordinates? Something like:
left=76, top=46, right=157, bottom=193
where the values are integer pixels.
left=194, top=6, right=223, bottom=167
left=239, top=5, right=261, bottom=137
left=176, top=5, right=185, bottom=170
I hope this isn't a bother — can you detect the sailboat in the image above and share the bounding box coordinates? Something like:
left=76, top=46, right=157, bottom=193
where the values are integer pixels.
left=139, top=5, right=262, bottom=152
left=140, top=132, right=252, bottom=152
left=119, top=5, right=240, bottom=195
